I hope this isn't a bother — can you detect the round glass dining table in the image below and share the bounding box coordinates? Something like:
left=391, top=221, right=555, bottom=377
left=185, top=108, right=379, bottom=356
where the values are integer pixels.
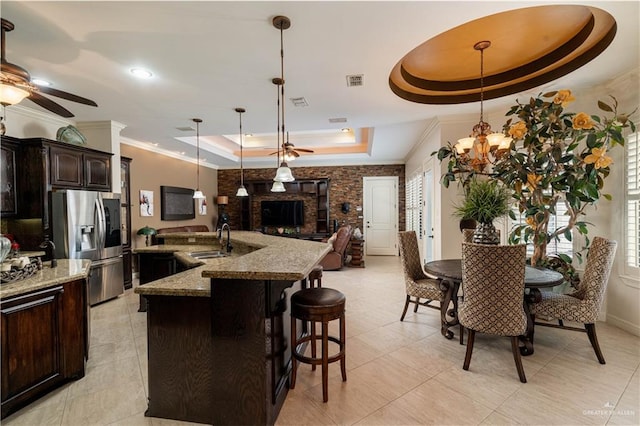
left=424, top=259, right=564, bottom=355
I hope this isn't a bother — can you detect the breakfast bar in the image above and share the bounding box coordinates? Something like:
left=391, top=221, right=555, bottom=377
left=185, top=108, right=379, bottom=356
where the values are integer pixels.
left=134, top=231, right=331, bottom=425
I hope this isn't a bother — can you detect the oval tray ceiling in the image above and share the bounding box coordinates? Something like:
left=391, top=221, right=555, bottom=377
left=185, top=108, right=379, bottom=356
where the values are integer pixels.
left=389, top=5, right=617, bottom=104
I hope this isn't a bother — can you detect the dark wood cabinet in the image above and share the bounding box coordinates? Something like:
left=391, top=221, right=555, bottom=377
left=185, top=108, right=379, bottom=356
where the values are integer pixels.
left=137, top=253, right=177, bottom=311
left=1, top=136, right=113, bottom=250
left=120, top=157, right=132, bottom=289
left=1, top=279, right=88, bottom=419
left=49, top=144, right=111, bottom=190
left=0, top=138, right=18, bottom=216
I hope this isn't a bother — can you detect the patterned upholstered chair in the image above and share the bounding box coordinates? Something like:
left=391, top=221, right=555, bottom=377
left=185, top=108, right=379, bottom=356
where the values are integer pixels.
left=530, top=236, right=617, bottom=364
left=462, top=229, right=475, bottom=243
left=459, top=242, right=528, bottom=383
left=398, top=231, right=446, bottom=322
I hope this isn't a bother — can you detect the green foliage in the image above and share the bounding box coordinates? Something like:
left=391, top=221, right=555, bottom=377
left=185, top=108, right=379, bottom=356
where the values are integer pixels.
left=454, top=179, right=510, bottom=224
left=432, top=89, right=636, bottom=265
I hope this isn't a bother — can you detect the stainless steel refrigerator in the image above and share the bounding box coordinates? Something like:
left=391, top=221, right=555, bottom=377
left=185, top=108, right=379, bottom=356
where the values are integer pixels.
left=51, top=189, right=124, bottom=305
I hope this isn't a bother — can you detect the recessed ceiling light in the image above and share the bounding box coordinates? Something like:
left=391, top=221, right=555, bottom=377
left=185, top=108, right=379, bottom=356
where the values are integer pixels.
left=341, top=128, right=351, bottom=133
left=32, top=78, right=51, bottom=86
left=130, top=68, right=153, bottom=79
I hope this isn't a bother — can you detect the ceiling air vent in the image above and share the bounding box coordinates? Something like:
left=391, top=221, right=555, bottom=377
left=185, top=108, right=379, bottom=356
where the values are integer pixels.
left=346, top=74, right=364, bottom=87
left=290, top=97, right=308, bottom=107
left=176, top=126, right=195, bottom=131
left=329, top=117, right=347, bottom=123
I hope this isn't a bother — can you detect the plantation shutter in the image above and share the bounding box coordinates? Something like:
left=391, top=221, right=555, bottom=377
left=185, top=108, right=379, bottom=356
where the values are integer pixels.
left=627, top=133, right=640, bottom=269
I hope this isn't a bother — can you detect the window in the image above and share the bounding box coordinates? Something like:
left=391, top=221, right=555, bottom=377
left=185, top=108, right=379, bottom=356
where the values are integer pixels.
left=406, top=173, right=423, bottom=238
left=626, top=132, right=639, bottom=274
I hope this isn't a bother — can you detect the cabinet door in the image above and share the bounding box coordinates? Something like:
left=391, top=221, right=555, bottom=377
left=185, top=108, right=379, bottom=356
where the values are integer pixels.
left=0, top=143, right=17, bottom=216
left=50, top=146, right=83, bottom=187
left=84, top=153, right=111, bottom=190
left=1, top=286, right=64, bottom=405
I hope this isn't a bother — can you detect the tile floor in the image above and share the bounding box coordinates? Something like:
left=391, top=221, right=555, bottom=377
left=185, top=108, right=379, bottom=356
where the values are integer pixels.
left=3, top=255, right=639, bottom=425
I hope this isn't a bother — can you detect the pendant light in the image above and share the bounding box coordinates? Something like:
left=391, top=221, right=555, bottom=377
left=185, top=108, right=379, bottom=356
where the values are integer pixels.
left=192, top=118, right=205, bottom=199
left=272, top=15, right=294, bottom=183
left=271, top=78, right=286, bottom=192
left=235, top=107, right=249, bottom=197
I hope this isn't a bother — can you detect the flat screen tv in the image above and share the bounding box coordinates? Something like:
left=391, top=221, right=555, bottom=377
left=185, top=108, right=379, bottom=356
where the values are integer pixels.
left=261, top=200, right=304, bottom=227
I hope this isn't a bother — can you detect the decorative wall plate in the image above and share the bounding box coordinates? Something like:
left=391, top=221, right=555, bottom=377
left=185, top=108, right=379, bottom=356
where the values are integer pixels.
left=56, top=125, right=87, bottom=145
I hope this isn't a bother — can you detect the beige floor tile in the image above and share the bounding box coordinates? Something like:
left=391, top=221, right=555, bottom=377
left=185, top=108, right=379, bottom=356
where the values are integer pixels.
left=359, top=378, right=493, bottom=425
left=67, top=355, right=143, bottom=399
left=61, top=378, right=147, bottom=425
left=276, top=391, right=338, bottom=425
left=479, top=411, right=523, bottom=425
left=2, top=384, right=69, bottom=425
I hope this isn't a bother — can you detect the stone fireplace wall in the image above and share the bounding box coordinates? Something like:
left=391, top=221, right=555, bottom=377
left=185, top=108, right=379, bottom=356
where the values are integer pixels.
left=217, top=164, right=405, bottom=234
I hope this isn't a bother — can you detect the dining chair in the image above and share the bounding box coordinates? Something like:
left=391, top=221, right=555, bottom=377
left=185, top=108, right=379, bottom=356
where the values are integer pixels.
left=459, top=242, right=528, bottom=383
left=398, top=231, right=446, bottom=321
left=529, top=236, right=617, bottom=364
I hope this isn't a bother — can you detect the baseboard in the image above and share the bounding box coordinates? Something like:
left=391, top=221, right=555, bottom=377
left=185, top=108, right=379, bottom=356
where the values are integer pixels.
left=606, top=313, right=640, bottom=337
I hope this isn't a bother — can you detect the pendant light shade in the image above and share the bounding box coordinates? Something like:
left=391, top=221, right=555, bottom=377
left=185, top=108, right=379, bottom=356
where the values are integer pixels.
left=270, top=181, right=286, bottom=192
left=0, top=83, right=29, bottom=105
left=272, top=15, right=295, bottom=183
left=192, top=118, right=205, bottom=199
left=235, top=107, right=248, bottom=197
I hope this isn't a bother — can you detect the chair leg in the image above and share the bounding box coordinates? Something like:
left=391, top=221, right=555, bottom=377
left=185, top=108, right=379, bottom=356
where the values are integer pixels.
left=463, top=329, right=475, bottom=371
left=400, top=295, right=411, bottom=321
left=340, top=313, right=347, bottom=382
left=585, top=323, right=606, bottom=364
left=459, top=324, right=464, bottom=345
left=322, top=320, right=329, bottom=402
left=290, top=317, right=298, bottom=389
left=413, top=297, right=420, bottom=313
left=510, top=336, right=527, bottom=383
left=311, top=321, right=317, bottom=371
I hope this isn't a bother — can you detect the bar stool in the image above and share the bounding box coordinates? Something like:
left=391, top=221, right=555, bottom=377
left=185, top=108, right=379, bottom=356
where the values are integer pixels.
left=290, top=287, right=346, bottom=402
left=308, top=264, right=323, bottom=288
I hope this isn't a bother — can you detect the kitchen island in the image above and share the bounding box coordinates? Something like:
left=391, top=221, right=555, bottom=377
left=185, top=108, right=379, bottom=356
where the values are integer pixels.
left=134, top=231, right=331, bottom=425
left=0, top=259, right=91, bottom=419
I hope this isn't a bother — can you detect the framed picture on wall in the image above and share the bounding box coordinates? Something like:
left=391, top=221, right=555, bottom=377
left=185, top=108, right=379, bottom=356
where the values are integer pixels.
left=140, top=190, right=154, bottom=217
left=161, top=186, right=195, bottom=220
left=198, top=197, right=207, bottom=215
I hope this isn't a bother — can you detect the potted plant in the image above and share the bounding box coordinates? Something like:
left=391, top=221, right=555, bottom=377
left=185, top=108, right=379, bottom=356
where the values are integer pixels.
left=454, top=178, right=510, bottom=245
left=435, top=89, right=636, bottom=266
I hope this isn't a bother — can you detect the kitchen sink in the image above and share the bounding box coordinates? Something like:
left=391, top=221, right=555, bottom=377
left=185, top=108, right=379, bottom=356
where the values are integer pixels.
left=190, top=250, right=228, bottom=259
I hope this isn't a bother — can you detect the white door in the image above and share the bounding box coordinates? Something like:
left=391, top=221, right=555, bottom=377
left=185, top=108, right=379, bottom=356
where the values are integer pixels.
left=423, top=167, right=435, bottom=263
left=363, top=176, right=398, bottom=255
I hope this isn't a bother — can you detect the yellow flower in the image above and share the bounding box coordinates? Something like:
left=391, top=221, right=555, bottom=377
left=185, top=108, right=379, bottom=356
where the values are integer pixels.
left=526, top=173, right=542, bottom=190
left=526, top=216, right=536, bottom=227
left=584, top=147, right=613, bottom=169
left=508, top=121, right=527, bottom=139
left=572, top=112, right=594, bottom=130
left=553, top=89, right=575, bottom=106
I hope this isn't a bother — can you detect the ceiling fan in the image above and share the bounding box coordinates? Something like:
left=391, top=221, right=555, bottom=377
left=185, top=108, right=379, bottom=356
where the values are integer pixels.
left=270, top=141, right=314, bottom=159
left=0, top=18, right=97, bottom=118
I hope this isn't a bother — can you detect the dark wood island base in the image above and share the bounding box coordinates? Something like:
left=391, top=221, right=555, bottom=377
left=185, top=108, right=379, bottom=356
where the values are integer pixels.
left=144, top=278, right=302, bottom=425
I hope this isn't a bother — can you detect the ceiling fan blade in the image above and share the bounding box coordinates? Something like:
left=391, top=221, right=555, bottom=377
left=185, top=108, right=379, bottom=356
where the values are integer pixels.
left=292, top=151, right=300, bottom=158
left=296, top=148, right=314, bottom=153
left=37, top=85, right=98, bottom=107
left=28, top=92, right=74, bottom=118
left=269, top=151, right=278, bottom=155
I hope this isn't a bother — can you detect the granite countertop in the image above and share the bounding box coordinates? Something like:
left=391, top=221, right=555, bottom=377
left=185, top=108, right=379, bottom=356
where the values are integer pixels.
left=0, top=259, right=92, bottom=299
left=134, top=231, right=332, bottom=297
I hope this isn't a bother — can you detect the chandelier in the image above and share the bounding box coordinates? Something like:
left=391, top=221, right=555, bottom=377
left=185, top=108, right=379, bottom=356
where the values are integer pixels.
left=455, top=41, right=512, bottom=172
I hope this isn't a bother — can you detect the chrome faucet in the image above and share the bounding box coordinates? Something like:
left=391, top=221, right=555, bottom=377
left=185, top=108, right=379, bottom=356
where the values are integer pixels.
left=218, top=223, right=233, bottom=253
left=39, top=238, right=57, bottom=268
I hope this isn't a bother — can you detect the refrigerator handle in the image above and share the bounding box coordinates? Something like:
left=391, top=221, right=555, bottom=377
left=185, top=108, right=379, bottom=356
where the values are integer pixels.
left=95, top=196, right=105, bottom=252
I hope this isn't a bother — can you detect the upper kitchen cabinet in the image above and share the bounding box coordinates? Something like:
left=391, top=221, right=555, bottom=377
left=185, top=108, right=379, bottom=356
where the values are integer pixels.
left=48, top=143, right=111, bottom=190
left=1, top=136, right=113, bottom=250
left=0, top=136, right=19, bottom=216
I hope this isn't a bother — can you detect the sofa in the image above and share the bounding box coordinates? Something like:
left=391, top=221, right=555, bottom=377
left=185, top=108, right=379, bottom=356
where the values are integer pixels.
left=151, top=225, right=210, bottom=245
left=319, top=225, right=353, bottom=271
